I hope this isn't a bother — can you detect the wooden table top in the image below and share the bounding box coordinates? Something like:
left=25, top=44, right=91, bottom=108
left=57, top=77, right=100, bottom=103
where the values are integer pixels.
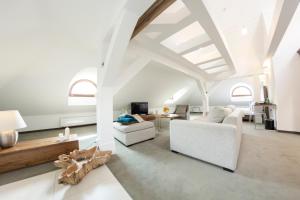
left=0, top=137, right=78, bottom=155
left=158, top=114, right=180, bottom=119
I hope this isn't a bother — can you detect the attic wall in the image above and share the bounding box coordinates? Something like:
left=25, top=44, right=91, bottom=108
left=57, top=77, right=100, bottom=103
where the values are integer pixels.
left=113, top=61, right=203, bottom=112
left=0, top=1, right=126, bottom=131
left=209, top=76, right=261, bottom=107
left=273, top=5, right=300, bottom=132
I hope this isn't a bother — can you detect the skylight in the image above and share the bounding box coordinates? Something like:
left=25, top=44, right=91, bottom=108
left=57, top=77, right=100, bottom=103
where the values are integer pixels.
left=198, top=59, right=226, bottom=70
left=160, top=21, right=210, bottom=53
left=151, top=0, right=191, bottom=24
left=182, top=44, right=221, bottom=64
left=205, top=65, right=228, bottom=74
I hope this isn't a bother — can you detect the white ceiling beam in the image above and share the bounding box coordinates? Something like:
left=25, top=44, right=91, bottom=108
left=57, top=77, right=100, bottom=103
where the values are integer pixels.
left=266, top=0, right=300, bottom=58
left=102, top=1, right=154, bottom=86
left=179, top=40, right=213, bottom=55
left=183, top=0, right=236, bottom=74
left=134, top=35, right=209, bottom=79
left=132, top=40, right=206, bottom=82
left=146, top=15, right=196, bottom=42
left=196, top=57, right=223, bottom=66
left=201, top=64, right=227, bottom=70
left=113, top=55, right=151, bottom=95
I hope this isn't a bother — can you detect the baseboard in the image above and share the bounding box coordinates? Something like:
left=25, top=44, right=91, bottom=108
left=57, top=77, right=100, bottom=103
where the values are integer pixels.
left=19, top=123, right=96, bottom=134
left=223, top=168, right=234, bottom=173
left=277, top=130, right=300, bottom=134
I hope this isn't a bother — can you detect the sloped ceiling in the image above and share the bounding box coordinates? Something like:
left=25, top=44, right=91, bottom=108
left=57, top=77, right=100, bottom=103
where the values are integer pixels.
left=113, top=61, right=203, bottom=110
left=0, top=0, right=126, bottom=115
left=203, top=0, right=277, bottom=76
left=134, top=0, right=236, bottom=81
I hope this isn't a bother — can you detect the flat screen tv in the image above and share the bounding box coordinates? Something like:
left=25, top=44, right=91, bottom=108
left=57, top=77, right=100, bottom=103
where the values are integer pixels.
left=131, top=102, right=148, bottom=115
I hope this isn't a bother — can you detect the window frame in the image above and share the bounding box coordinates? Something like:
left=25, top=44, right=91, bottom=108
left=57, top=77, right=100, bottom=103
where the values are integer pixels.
left=69, top=79, right=97, bottom=97
left=231, top=86, right=253, bottom=97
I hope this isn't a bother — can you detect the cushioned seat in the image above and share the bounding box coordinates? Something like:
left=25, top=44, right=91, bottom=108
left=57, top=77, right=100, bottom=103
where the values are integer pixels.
left=113, top=121, right=155, bottom=146
left=113, top=121, right=154, bottom=133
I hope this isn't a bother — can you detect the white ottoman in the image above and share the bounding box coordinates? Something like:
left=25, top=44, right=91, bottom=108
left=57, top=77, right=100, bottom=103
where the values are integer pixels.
left=113, top=121, right=155, bottom=146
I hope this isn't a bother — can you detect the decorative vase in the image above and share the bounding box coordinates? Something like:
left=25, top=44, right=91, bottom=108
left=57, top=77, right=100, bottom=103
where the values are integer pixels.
left=163, top=106, right=170, bottom=114
left=0, top=130, right=18, bottom=148
left=65, top=127, right=70, bottom=140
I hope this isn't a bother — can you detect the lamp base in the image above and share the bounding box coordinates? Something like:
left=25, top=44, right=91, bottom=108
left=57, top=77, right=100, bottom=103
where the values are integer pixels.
left=0, top=130, right=18, bottom=148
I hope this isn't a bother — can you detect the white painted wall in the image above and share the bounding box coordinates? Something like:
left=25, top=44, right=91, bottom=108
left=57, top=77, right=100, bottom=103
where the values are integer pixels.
left=273, top=5, right=300, bottom=132
left=0, top=1, right=126, bottom=131
left=22, top=112, right=96, bottom=132
left=208, top=76, right=261, bottom=107
left=113, top=61, right=203, bottom=112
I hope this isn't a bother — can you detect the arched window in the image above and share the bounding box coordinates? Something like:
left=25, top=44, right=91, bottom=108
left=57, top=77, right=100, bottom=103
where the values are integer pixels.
left=69, top=79, right=97, bottom=97
left=230, top=83, right=253, bottom=102
left=231, top=86, right=252, bottom=97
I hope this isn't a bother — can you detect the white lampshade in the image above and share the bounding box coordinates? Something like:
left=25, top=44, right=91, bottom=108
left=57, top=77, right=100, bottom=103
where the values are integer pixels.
left=0, top=110, right=27, bottom=132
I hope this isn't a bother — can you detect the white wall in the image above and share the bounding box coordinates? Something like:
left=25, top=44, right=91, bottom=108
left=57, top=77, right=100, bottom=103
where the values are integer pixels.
left=209, top=76, right=261, bottom=107
left=113, top=61, right=203, bottom=112
left=0, top=1, right=126, bottom=131
left=273, top=5, right=300, bottom=132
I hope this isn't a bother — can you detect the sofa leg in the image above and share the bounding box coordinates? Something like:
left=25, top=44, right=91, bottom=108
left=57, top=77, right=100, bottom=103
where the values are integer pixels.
left=223, top=168, right=234, bottom=173
left=171, top=150, right=179, bottom=154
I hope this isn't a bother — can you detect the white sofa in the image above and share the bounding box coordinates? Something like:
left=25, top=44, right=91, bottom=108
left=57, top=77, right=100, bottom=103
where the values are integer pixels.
left=113, top=121, right=155, bottom=146
left=170, top=109, right=243, bottom=171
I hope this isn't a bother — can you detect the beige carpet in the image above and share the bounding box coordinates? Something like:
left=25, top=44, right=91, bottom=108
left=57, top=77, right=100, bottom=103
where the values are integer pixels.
left=238, top=126, right=300, bottom=188
left=107, top=123, right=300, bottom=200
left=1, top=123, right=300, bottom=200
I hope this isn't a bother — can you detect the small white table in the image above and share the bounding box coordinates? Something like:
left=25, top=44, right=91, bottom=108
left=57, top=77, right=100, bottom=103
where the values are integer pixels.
left=0, top=165, right=132, bottom=200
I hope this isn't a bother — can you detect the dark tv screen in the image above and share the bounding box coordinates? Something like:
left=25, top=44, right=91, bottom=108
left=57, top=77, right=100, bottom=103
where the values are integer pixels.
left=131, top=102, right=148, bottom=115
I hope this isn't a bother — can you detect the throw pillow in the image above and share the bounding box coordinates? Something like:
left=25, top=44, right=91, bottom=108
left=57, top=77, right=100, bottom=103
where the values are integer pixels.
left=115, top=115, right=138, bottom=125
left=208, top=106, right=226, bottom=123
left=132, top=114, right=144, bottom=123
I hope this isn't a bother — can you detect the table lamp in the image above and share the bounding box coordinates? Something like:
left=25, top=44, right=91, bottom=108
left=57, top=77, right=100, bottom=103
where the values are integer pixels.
left=0, top=110, right=27, bottom=148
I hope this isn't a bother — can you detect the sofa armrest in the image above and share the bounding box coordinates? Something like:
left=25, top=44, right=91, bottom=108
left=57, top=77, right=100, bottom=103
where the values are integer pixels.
left=170, top=120, right=241, bottom=170
left=170, top=120, right=237, bottom=137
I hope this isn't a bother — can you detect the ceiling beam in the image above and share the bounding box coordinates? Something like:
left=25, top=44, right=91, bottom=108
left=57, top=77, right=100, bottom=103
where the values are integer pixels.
left=266, top=0, right=300, bottom=58
left=180, top=40, right=213, bottom=55
left=183, top=0, right=236, bottom=73
left=131, top=0, right=175, bottom=39
left=201, top=64, right=227, bottom=70
left=196, top=57, right=223, bottom=66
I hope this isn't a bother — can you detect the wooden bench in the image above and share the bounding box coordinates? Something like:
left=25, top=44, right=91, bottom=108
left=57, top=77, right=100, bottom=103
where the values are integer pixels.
left=0, top=137, right=79, bottom=173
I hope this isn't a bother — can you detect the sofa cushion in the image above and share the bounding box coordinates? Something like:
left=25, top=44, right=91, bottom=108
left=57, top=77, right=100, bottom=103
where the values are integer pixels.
left=226, top=105, right=236, bottom=111
left=207, top=106, right=226, bottom=123
left=113, top=121, right=154, bottom=133
left=224, top=107, right=233, bottom=117
left=223, top=109, right=244, bottom=132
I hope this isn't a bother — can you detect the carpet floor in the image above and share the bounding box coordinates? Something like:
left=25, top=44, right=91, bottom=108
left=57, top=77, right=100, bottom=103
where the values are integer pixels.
left=107, top=122, right=300, bottom=200
left=1, top=123, right=300, bottom=200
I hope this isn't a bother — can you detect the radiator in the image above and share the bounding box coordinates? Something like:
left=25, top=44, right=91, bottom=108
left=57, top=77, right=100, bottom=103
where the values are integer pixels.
left=60, top=114, right=96, bottom=127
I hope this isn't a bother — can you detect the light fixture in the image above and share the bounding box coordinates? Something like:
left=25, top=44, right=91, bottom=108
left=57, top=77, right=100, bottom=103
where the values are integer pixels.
left=241, top=27, right=248, bottom=35
left=0, top=110, right=27, bottom=148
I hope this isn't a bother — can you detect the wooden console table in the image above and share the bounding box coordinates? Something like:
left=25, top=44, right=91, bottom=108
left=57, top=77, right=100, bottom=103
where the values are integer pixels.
left=0, top=137, right=79, bottom=173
